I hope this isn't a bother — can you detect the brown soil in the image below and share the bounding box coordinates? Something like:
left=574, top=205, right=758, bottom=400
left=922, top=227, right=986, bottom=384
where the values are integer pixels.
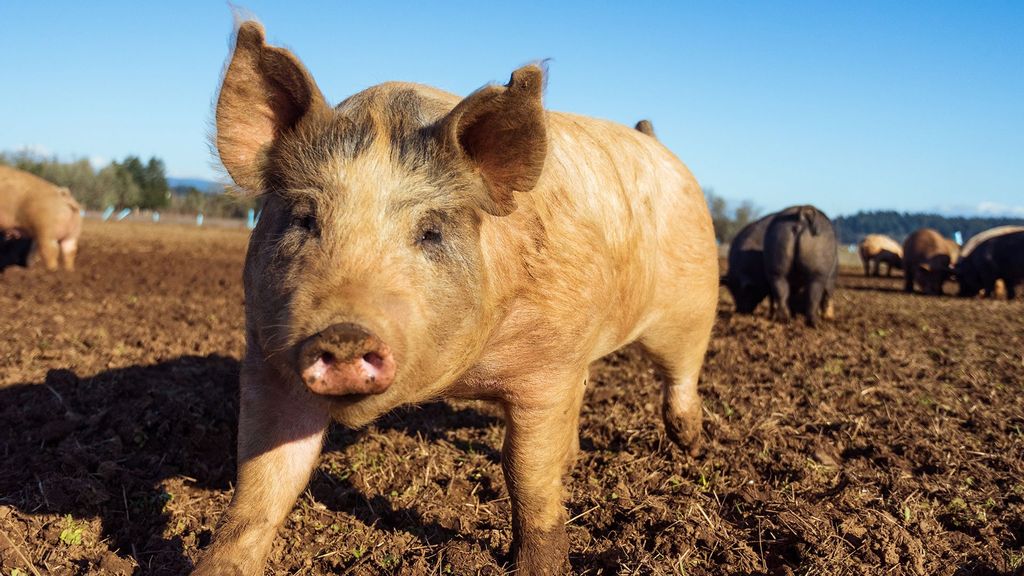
left=1, top=221, right=1022, bottom=575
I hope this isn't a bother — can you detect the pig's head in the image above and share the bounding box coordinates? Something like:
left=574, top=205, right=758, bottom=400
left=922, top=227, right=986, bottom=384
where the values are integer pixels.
left=955, top=259, right=984, bottom=297
left=724, top=272, right=768, bottom=314
left=215, top=22, right=547, bottom=426
left=917, top=258, right=954, bottom=295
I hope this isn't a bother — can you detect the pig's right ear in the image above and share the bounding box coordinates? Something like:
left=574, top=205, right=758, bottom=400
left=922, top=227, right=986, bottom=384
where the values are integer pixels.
left=215, top=21, right=327, bottom=194
left=442, top=65, right=548, bottom=216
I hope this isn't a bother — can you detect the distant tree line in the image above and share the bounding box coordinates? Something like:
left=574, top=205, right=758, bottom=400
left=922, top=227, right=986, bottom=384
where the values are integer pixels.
left=833, top=211, right=1024, bottom=244
left=705, top=189, right=761, bottom=243
left=0, top=150, right=256, bottom=218
left=1, top=150, right=170, bottom=210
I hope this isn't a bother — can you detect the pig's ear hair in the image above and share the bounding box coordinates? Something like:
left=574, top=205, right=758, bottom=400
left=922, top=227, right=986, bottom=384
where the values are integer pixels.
left=442, top=65, right=548, bottom=216
left=215, top=20, right=327, bottom=194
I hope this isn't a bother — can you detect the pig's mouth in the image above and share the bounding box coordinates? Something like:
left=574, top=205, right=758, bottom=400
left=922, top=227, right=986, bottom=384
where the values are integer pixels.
left=296, top=323, right=397, bottom=397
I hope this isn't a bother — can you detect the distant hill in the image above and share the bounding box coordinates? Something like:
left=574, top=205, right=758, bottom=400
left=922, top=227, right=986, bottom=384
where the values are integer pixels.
left=167, top=177, right=224, bottom=193
left=834, top=210, right=1024, bottom=244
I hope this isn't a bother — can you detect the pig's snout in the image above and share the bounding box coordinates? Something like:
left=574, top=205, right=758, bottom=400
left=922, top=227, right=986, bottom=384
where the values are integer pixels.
left=297, top=323, right=396, bottom=396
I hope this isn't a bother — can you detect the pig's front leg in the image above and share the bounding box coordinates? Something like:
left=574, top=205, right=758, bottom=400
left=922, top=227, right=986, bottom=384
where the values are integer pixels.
left=193, top=364, right=330, bottom=576
left=502, top=377, right=585, bottom=575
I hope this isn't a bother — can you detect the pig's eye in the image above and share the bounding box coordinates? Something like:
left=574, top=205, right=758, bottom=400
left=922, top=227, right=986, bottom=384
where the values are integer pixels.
left=418, top=227, right=443, bottom=246
left=291, top=214, right=317, bottom=234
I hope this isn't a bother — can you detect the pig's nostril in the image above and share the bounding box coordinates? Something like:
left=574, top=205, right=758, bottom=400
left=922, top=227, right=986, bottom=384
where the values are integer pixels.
left=362, top=352, right=384, bottom=370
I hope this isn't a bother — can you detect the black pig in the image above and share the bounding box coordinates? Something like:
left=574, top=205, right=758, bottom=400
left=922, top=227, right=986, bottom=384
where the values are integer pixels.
left=763, top=205, right=838, bottom=327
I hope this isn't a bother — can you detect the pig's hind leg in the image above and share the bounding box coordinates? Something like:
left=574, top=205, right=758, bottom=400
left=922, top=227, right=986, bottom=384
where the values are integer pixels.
left=641, top=316, right=714, bottom=457
left=59, top=238, right=78, bottom=271
left=193, top=363, right=331, bottom=576
left=37, top=236, right=61, bottom=271
left=805, top=278, right=827, bottom=327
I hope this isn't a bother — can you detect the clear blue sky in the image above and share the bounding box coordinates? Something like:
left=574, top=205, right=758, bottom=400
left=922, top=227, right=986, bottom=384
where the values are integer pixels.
left=1, top=1, right=1022, bottom=217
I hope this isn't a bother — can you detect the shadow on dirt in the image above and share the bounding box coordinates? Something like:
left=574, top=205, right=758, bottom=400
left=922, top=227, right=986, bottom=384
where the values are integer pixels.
left=0, top=355, right=499, bottom=574
left=842, top=284, right=907, bottom=294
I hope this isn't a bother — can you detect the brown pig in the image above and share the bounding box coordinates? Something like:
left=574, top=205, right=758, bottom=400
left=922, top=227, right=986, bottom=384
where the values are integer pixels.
left=0, top=165, right=82, bottom=271
left=858, top=233, right=903, bottom=277
left=193, top=22, right=719, bottom=576
left=902, top=228, right=958, bottom=295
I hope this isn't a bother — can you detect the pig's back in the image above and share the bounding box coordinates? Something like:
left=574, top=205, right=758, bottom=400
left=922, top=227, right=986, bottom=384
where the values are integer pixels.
left=0, top=166, right=79, bottom=235
left=862, top=234, right=902, bottom=257
left=0, top=165, right=44, bottom=228
left=515, top=112, right=718, bottom=356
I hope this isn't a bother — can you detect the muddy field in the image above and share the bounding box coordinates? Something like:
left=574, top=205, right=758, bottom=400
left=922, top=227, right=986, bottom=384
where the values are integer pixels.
left=1, top=221, right=1022, bottom=575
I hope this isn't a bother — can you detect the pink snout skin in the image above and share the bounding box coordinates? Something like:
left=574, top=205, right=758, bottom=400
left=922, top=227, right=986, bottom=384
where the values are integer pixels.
left=297, top=324, right=396, bottom=396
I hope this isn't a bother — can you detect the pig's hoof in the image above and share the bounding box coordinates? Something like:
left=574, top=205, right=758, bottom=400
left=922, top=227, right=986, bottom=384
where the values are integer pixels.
left=512, top=524, right=570, bottom=576
left=191, top=558, right=246, bottom=576
left=663, top=406, right=701, bottom=457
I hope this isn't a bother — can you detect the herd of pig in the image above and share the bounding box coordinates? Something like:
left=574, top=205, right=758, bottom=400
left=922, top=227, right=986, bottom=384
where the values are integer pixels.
left=1, top=21, right=1022, bottom=575
left=722, top=206, right=1024, bottom=326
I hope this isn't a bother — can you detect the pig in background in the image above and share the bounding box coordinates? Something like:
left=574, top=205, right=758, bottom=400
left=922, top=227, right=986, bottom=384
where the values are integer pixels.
left=0, top=165, right=82, bottom=271
left=193, top=22, right=719, bottom=576
left=858, top=233, right=903, bottom=277
left=722, top=211, right=774, bottom=314
left=956, top=227, right=1024, bottom=300
left=763, top=205, right=838, bottom=327
left=902, top=228, right=959, bottom=295
left=723, top=205, right=837, bottom=327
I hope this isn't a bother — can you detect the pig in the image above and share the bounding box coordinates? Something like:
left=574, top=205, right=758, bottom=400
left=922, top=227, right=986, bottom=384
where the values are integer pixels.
left=763, top=205, right=838, bottom=327
left=722, top=212, right=774, bottom=314
left=902, top=228, right=958, bottom=295
left=956, top=228, right=1024, bottom=299
left=193, top=21, right=719, bottom=576
left=858, top=233, right=903, bottom=277
left=0, top=165, right=82, bottom=271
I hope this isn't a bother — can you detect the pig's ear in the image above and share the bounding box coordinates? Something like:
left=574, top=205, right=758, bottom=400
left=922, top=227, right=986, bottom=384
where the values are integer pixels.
left=216, top=21, right=327, bottom=194
left=443, top=65, right=547, bottom=216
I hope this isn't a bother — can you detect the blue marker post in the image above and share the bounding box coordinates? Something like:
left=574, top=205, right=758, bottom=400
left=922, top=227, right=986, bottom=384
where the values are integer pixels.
left=953, top=231, right=963, bottom=246
left=247, top=208, right=256, bottom=230
left=101, top=206, right=115, bottom=221
left=116, top=208, right=132, bottom=221
left=153, top=211, right=161, bottom=223
left=197, top=213, right=205, bottom=227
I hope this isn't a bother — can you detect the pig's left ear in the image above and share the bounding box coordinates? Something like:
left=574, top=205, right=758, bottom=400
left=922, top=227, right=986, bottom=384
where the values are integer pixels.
left=442, top=65, right=547, bottom=216
left=215, top=21, right=328, bottom=194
